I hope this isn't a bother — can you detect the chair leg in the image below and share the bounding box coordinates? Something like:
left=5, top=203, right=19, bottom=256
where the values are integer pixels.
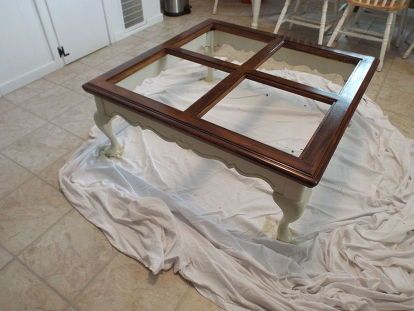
left=379, top=12, right=395, bottom=71
left=327, top=4, right=354, bottom=47
left=319, top=0, right=329, bottom=45
left=289, top=0, right=301, bottom=30
left=387, top=16, right=396, bottom=51
left=213, top=0, right=218, bottom=14
left=274, top=0, right=291, bottom=34
left=353, top=6, right=363, bottom=26
left=334, top=0, right=339, bottom=20
left=403, top=41, right=414, bottom=59
left=396, top=8, right=408, bottom=47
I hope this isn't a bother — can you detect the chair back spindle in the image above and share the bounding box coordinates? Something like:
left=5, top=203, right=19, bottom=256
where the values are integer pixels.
left=347, top=0, right=409, bottom=10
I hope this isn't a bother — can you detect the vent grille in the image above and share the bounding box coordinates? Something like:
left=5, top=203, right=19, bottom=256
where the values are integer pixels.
left=121, top=0, right=144, bottom=29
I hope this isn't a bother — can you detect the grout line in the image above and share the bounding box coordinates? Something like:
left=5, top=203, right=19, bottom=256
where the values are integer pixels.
left=0, top=156, right=36, bottom=199
left=14, top=208, right=74, bottom=258
left=0, top=120, right=84, bottom=167
left=7, top=207, right=116, bottom=310
left=16, top=256, right=79, bottom=311
left=70, top=251, right=119, bottom=304
left=0, top=244, right=14, bottom=272
left=0, top=241, right=77, bottom=310
left=1, top=194, right=117, bottom=310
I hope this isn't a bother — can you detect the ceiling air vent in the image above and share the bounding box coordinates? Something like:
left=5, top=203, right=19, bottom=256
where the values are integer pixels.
left=121, top=0, right=144, bottom=29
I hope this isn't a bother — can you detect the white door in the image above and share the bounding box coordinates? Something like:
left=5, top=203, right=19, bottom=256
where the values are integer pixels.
left=46, top=0, right=110, bottom=64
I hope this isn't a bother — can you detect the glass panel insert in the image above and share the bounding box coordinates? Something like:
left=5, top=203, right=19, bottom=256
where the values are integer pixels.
left=116, top=54, right=229, bottom=111
left=182, top=30, right=269, bottom=64
left=202, top=78, right=331, bottom=157
left=257, top=47, right=357, bottom=93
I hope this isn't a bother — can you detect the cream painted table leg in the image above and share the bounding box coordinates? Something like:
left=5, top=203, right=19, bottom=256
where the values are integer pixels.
left=205, top=31, right=215, bottom=82
left=273, top=185, right=311, bottom=243
left=251, top=0, right=262, bottom=29
left=94, top=98, right=124, bottom=158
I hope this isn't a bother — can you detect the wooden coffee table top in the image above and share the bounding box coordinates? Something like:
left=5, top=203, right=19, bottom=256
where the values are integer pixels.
left=83, top=19, right=378, bottom=187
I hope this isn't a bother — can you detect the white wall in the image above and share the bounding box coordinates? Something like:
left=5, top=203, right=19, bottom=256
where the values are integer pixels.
left=0, top=0, right=163, bottom=95
left=103, top=0, right=163, bottom=43
left=0, top=0, right=62, bottom=94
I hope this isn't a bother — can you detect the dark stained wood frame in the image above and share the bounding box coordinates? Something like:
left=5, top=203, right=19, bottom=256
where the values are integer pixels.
left=83, top=19, right=378, bottom=187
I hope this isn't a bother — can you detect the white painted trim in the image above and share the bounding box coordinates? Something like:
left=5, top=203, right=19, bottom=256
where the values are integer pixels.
left=101, top=0, right=123, bottom=43
left=112, top=13, right=163, bottom=42
left=102, top=0, right=163, bottom=43
left=0, top=0, right=64, bottom=95
left=0, top=61, right=61, bottom=94
left=34, top=0, right=62, bottom=62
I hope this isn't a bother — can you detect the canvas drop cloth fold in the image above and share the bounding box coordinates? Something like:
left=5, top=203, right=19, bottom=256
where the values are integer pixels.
left=60, top=59, right=414, bottom=311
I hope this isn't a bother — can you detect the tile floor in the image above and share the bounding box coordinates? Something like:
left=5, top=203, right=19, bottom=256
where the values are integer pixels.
left=0, top=0, right=412, bottom=310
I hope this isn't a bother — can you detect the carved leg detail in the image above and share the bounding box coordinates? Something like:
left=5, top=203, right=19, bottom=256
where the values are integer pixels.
left=94, top=112, right=124, bottom=158
left=273, top=191, right=308, bottom=243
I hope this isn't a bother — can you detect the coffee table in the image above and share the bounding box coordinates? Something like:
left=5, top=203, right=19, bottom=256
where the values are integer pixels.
left=83, top=19, right=378, bottom=243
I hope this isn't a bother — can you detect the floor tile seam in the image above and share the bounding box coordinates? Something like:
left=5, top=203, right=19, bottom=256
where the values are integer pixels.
left=16, top=256, right=78, bottom=310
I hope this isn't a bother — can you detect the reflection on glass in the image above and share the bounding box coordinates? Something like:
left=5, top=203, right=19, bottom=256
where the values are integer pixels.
left=182, top=30, right=268, bottom=64
left=116, top=55, right=228, bottom=111
left=202, top=79, right=330, bottom=157
left=258, top=47, right=356, bottom=92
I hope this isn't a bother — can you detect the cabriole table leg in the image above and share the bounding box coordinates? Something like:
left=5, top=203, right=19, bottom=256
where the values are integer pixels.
left=94, top=98, right=124, bottom=158
left=273, top=186, right=311, bottom=243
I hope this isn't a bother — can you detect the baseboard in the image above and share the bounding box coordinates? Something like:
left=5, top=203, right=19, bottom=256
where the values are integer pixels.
left=111, top=13, right=164, bottom=43
left=0, top=60, right=62, bottom=95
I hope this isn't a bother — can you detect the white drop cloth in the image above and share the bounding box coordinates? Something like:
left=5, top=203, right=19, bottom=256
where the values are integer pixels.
left=60, top=59, right=414, bottom=311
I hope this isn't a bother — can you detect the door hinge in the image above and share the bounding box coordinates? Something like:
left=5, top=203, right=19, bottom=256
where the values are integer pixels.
left=57, top=46, right=70, bottom=58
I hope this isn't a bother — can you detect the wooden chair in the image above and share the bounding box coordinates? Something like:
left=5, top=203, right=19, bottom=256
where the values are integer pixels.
left=327, top=0, right=411, bottom=71
left=274, top=0, right=344, bottom=45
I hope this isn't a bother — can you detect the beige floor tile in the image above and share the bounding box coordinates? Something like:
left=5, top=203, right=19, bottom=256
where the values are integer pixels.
left=5, top=79, right=56, bottom=104
left=78, top=47, right=122, bottom=67
left=0, top=106, right=46, bottom=149
left=385, top=110, right=414, bottom=139
left=75, top=254, right=189, bottom=311
left=52, top=99, right=96, bottom=140
left=45, top=62, right=92, bottom=85
left=20, top=210, right=116, bottom=299
left=16, top=84, right=86, bottom=121
left=384, top=57, right=414, bottom=95
left=2, top=123, right=82, bottom=173
left=176, top=288, right=224, bottom=311
left=0, top=97, right=14, bottom=113
left=376, top=86, right=414, bottom=118
left=108, top=35, right=146, bottom=54
left=123, top=41, right=162, bottom=58
left=0, top=177, right=72, bottom=254
left=0, top=246, right=12, bottom=270
left=0, top=154, right=32, bottom=200
left=95, top=52, right=137, bottom=72
left=38, top=153, right=72, bottom=190
left=62, top=68, right=104, bottom=96
left=0, top=260, right=67, bottom=311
